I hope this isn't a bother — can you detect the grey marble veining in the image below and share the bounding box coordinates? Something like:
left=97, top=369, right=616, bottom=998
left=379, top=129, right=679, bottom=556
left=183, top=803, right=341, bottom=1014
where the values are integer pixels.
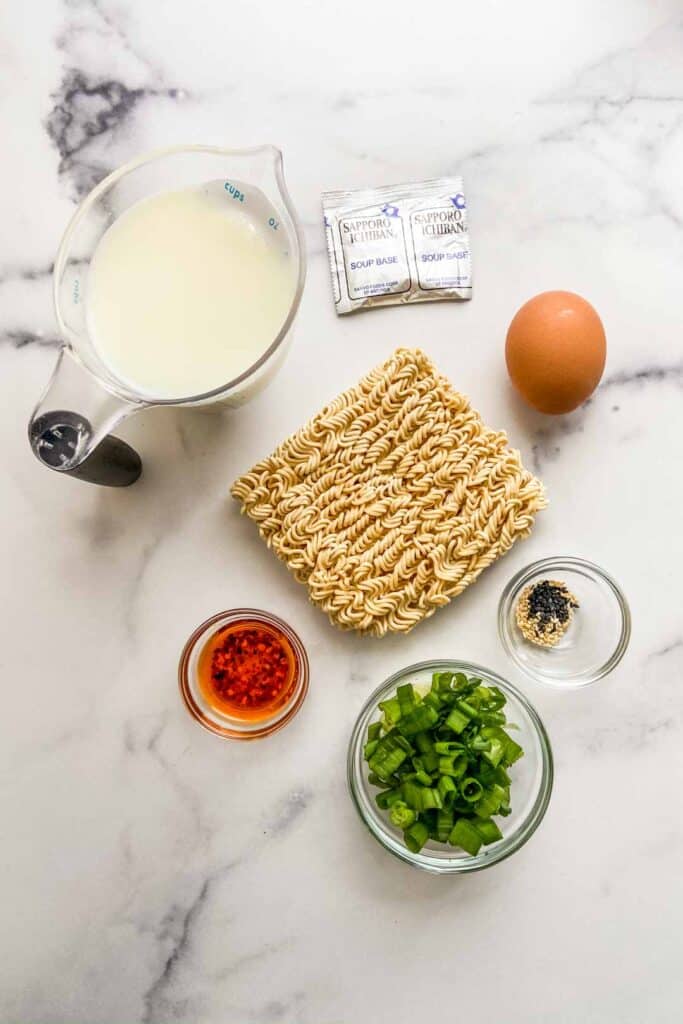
left=2, top=2, right=683, bottom=1023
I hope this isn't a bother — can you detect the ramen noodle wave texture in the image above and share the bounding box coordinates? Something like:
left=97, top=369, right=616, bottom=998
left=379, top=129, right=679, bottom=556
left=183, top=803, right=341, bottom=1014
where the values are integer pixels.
left=231, top=349, right=547, bottom=636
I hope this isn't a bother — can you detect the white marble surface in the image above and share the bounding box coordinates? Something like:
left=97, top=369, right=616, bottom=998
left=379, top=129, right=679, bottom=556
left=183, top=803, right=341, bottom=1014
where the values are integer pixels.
left=2, top=2, right=683, bottom=1021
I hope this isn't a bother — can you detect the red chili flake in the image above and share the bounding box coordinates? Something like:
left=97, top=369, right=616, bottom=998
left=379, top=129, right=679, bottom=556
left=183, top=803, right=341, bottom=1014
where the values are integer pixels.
left=197, top=621, right=295, bottom=719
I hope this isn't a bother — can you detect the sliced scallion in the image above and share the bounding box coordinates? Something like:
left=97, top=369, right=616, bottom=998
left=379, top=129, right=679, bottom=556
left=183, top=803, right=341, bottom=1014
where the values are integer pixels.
left=404, top=820, right=430, bottom=853
left=436, top=808, right=454, bottom=842
left=460, top=777, right=484, bottom=803
left=419, top=787, right=443, bottom=811
left=397, top=683, right=417, bottom=716
left=402, top=781, right=425, bottom=811
left=433, top=741, right=463, bottom=755
left=367, top=721, right=382, bottom=742
left=396, top=703, right=439, bottom=737
left=473, top=817, right=503, bottom=845
left=363, top=739, right=379, bottom=759
left=363, top=670, right=524, bottom=858
left=439, top=753, right=468, bottom=778
left=379, top=697, right=401, bottom=728
left=445, top=707, right=469, bottom=733
left=390, top=801, right=417, bottom=829
left=448, top=818, right=483, bottom=856
left=437, top=775, right=457, bottom=806
left=375, top=788, right=403, bottom=810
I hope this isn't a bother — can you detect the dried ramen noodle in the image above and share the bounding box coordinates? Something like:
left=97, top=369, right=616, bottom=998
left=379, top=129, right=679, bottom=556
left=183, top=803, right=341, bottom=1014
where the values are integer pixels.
left=231, top=349, right=547, bottom=636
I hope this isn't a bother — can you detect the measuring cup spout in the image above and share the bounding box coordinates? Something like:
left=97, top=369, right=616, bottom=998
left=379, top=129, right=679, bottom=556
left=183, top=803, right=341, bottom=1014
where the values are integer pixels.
left=256, top=145, right=305, bottom=256
left=28, top=350, right=142, bottom=486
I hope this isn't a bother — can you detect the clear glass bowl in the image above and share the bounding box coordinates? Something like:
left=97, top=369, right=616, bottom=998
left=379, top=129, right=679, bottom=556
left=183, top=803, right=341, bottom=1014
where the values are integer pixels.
left=498, top=557, right=630, bottom=688
left=178, top=608, right=309, bottom=740
left=347, top=660, right=553, bottom=873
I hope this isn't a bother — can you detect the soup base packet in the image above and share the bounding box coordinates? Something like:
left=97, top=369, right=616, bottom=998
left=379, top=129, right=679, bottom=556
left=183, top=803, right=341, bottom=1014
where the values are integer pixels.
left=322, top=176, right=472, bottom=315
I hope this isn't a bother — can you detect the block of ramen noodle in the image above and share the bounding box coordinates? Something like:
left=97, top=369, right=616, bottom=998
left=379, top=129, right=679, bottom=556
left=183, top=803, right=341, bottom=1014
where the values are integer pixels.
left=231, top=348, right=547, bottom=636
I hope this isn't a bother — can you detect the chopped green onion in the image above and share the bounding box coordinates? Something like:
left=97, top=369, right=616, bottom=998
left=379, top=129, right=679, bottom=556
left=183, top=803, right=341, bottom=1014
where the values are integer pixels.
left=402, top=781, right=425, bottom=811
left=378, top=697, right=401, bottom=728
left=501, top=733, right=524, bottom=765
left=460, top=777, right=484, bottom=803
left=437, top=775, right=457, bottom=806
left=444, top=707, right=469, bottom=733
left=479, top=711, right=507, bottom=726
left=449, top=818, right=483, bottom=856
left=439, top=753, right=468, bottom=778
left=375, top=788, right=403, bottom=810
left=481, top=737, right=505, bottom=767
left=481, top=726, right=524, bottom=766
left=414, top=733, right=439, bottom=771
left=473, top=817, right=503, bottom=845
left=404, top=821, right=430, bottom=853
left=436, top=808, right=454, bottom=842
left=419, top=788, right=443, bottom=811
left=363, top=671, right=523, bottom=858
left=487, top=687, right=506, bottom=710
left=368, top=731, right=410, bottom=781
left=367, top=721, right=382, bottom=742
left=396, top=703, right=439, bottom=737
left=415, top=732, right=434, bottom=754
left=363, top=739, right=379, bottom=759
left=423, top=691, right=443, bottom=712
left=432, top=671, right=454, bottom=692
left=455, top=699, right=478, bottom=720
left=397, top=683, right=416, bottom=715
left=390, top=800, right=417, bottom=829
left=433, top=741, right=463, bottom=755
left=475, top=784, right=508, bottom=818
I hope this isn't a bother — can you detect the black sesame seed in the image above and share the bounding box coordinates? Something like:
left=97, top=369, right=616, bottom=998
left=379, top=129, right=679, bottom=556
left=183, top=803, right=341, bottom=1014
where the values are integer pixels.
left=528, top=580, right=576, bottom=631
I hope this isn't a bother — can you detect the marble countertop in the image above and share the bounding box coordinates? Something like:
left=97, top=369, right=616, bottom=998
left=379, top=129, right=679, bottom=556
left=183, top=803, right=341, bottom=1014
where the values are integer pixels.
left=2, top=2, right=683, bottom=1022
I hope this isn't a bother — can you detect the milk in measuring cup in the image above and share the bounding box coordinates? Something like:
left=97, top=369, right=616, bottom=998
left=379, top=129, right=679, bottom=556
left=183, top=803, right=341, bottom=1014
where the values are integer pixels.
left=87, top=185, right=296, bottom=398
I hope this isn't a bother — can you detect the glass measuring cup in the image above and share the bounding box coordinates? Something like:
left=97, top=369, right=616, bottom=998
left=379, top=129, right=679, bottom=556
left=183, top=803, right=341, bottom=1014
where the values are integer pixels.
left=28, top=145, right=306, bottom=485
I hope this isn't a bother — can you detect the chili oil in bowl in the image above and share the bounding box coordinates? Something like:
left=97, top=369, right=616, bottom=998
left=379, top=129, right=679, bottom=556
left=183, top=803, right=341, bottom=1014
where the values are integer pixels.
left=179, top=609, right=309, bottom=739
left=347, top=660, right=553, bottom=874
left=498, top=557, right=631, bottom=688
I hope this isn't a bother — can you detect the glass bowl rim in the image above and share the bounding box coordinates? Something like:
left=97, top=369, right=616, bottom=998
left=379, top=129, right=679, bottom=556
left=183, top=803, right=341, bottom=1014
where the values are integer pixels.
left=347, top=658, right=554, bottom=874
left=497, top=556, right=631, bottom=688
left=178, top=607, right=309, bottom=740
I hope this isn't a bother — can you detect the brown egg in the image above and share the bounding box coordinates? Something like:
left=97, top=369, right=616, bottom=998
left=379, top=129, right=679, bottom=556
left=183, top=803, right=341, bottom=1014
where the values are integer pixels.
left=505, top=291, right=606, bottom=414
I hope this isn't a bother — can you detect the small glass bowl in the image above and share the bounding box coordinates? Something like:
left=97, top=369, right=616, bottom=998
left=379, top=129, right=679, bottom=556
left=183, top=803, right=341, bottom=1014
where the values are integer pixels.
left=347, top=660, right=553, bottom=874
left=178, top=608, right=309, bottom=740
left=498, top=557, right=630, bottom=688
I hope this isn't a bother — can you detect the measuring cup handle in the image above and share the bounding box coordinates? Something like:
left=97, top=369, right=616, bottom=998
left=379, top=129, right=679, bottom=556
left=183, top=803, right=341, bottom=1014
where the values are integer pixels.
left=28, top=349, right=142, bottom=486
left=64, top=430, right=142, bottom=485
left=29, top=409, right=142, bottom=486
